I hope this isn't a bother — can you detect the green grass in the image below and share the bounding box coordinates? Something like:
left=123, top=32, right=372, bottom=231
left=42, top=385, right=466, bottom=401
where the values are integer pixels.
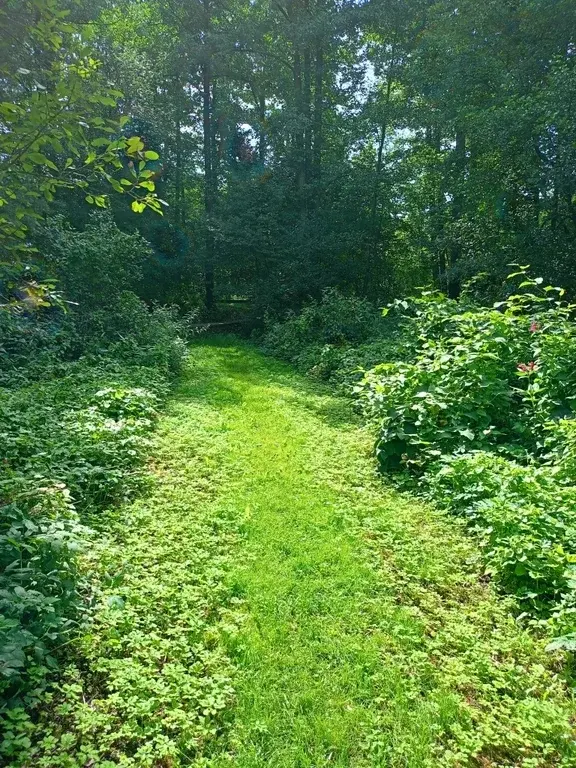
left=16, top=339, right=576, bottom=767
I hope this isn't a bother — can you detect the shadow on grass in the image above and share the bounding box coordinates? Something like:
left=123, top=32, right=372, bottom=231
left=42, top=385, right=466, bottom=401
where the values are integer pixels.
left=282, top=391, right=361, bottom=429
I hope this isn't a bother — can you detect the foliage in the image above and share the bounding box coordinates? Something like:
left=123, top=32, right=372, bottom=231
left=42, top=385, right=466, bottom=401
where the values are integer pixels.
left=37, top=213, right=151, bottom=311
left=0, top=0, right=164, bottom=303
left=80, top=0, right=576, bottom=315
left=427, top=452, right=576, bottom=615
left=0, top=285, right=192, bottom=724
left=0, top=363, right=165, bottom=707
left=262, top=289, right=381, bottom=352
left=0, top=484, right=87, bottom=708
left=4, top=0, right=576, bottom=760
left=1, top=213, right=195, bottom=387
left=6, top=341, right=575, bottom=766
left=260, top=289, right=401, bottom=385
left=1, top=345, right=242, bottom=767
left=348, top=271, right=576, bottom=650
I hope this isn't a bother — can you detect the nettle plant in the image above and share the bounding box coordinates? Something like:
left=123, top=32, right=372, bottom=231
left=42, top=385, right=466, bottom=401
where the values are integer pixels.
left=358, top=269, right=576, bottom=643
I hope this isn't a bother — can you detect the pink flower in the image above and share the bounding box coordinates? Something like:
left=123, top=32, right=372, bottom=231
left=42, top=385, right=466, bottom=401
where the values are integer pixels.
left=530, top=321, right=540, bottom=333
left=517, top=361, right=538, bottom=373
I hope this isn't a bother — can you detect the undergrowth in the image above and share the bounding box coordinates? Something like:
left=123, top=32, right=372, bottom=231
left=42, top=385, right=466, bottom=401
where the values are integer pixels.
left=6, top=340, right=576, bottom=765
left=3, top=355, right=243, bottom=766
left=262, top=271, right=576, bottom=656
left=0, top=215, right=195, bottom=755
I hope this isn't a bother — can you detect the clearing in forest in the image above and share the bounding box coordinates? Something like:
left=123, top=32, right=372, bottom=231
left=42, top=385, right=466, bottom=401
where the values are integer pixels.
left=28, top=339, right=576, bottom=767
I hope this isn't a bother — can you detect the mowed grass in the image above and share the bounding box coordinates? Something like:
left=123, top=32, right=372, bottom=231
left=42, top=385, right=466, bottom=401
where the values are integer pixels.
left=21, top=339, right=576, bottom=767
left=193, top=340, right=575, bottom=767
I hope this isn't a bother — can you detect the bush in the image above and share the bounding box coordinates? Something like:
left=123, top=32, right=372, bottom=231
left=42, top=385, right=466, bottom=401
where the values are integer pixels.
left=262, top=289, right=382, bottom=358
left=0, top=361, right=171, bottom=709
left=0, top=211, right=195, bottom=711
left=1, top=214, right=196, bottom=386
left=0, top=485, right=88, bottom=704
left=0, top=310, right=75, bottom=386
left=427, top=452, right=576, bottom=614
left=351, top=269, right=576, bottom=648
left=77, top=293, right=192, bottom=376
left=38, top=213, right=151, bottom=312
left=261, top=288, right=404, bottom=384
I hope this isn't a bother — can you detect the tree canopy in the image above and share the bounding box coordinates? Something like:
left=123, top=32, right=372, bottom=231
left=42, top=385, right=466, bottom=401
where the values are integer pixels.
left=1, top=0, right=575, bottom=313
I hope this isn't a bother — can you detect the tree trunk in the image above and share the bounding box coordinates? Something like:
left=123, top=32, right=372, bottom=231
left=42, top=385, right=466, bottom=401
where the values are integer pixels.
left=303, top=47, right=312, bottom=184
left=368, top=65, right=394, bottom=279
left=175, top=113, right=183, bottom=228
left=312, top=42, right=323, bottom=177
left=202, top=60, right=215, bottom=310
left=293, top=48, right=305, bottom=192
left=448, top=129, right=466, bottom=298
left=259, top=94, right=266, bottom=165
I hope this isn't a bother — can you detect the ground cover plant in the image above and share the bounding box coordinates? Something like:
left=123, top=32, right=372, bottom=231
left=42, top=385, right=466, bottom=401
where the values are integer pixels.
left=4, top=341, right=576, bottom=767
left=4, top=0, right=576, bottom=763
left=368, top=271, right=576, bottom=649
left=0, top=257, right=192, bottom=756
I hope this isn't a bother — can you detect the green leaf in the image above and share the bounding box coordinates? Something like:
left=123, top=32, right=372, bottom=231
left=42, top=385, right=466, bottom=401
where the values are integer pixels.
left=546, top=634, right=576, bottom=652
left=109, top=178, right=124, bottom=193
left=27, top=152, right=57, bottom=171
left=126, top=136, right=145, bottom=154
left=91, top=137, right=111, bottom=147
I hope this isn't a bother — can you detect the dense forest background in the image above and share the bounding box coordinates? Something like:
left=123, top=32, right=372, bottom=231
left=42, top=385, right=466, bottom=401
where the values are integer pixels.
left=3, top=0, right=576, bottom=321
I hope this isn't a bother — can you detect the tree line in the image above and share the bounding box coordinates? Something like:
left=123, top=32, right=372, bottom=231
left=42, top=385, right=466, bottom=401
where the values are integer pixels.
left=2, top=0, right=575, bottom=316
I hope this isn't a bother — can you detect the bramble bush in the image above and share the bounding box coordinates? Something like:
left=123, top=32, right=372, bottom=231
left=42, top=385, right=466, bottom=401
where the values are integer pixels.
left=355, top=269, right=576, bottom=649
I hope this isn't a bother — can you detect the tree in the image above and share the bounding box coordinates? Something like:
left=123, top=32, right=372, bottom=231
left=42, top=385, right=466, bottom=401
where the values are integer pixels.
left=0, top=0, right=163, bottom=300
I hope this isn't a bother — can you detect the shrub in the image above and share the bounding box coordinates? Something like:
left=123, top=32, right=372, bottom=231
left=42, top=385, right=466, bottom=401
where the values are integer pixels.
left=0, top=319, right=188, bottom=711
left=38, top=213, right=151, bottom=312
left=0, top=485, right=88, bottom=704
left=262, top=288, right=382, bottom=361
left=427, top=452, right=576, bottom=613
left=348, top=270, right=576, bottom=648
left=79, top=293, right=193, bottom=376
left=260, top=288, right=405, bottom=384
left=2, top=213, right=196, bottom=386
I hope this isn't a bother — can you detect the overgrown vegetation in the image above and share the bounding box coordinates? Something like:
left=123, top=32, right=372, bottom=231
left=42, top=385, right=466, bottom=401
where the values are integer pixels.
left=9, top=341, right=576, bottom=767
left=0, top=213, right=193, bottom=754
left=3, top=0, right=576, bottom=763
left=263, top=271, right=576, bottom=656
left=1, top=348, right=241, bottom=767
left=260, top=289, right=399, bottom=386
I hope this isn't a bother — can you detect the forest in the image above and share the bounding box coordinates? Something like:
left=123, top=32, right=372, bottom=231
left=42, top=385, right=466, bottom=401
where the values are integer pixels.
left=2, top=0, right=576, bottom=766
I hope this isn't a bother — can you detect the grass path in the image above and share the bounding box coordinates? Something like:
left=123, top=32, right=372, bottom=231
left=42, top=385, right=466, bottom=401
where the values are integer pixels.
left=26, top=339, right=576, bottom=767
